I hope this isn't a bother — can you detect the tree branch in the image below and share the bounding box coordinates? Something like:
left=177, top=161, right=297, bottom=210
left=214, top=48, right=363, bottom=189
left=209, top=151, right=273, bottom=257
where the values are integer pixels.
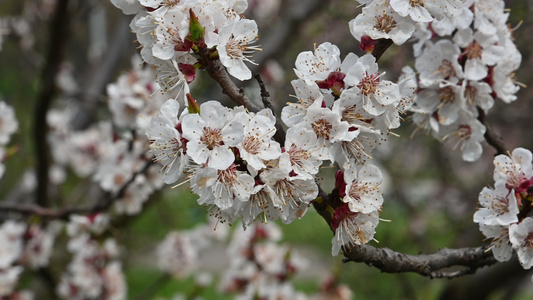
left=312, top=182, right=497, bottom=279
left=371, top=39, right=394, bottom=62
left=477, top=107, right=506, bottom=156
left=254, top=73, right=286, bottom=143
left=34, top=0, right=70, bottom=207
left=0, top=160, right=154, bottom=220
left=198, top=48, right=261, bottom=112
left=341, top=243, right=496, bottom=279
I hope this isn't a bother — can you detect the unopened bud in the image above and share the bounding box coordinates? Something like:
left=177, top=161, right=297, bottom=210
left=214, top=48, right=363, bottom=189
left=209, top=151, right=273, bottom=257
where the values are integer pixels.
left=187, top=94, right=201, bottom=114
left=359, top=35, right=376, bottom=54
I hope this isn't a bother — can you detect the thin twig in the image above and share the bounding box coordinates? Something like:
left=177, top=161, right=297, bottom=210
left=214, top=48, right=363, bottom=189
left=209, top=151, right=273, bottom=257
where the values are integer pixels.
left=254, top=73, right=286, bottom=143
left=0, top=160, right=154, bottom=220
left=477, top=107, right=506, bottom=156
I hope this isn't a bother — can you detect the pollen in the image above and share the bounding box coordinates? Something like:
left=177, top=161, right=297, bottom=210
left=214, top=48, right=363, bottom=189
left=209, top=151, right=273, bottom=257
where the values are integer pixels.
left=374, top=14, right=396, bottom=34
left=357, top=73, right=380, bottom=96
left=438, top=86, right=456, bottom=104
left=438, top=59, right=455, bottom=79
left=312, top=118, right=333, bottom=140
left=200, top=127, right=223, bottom=150
left=242, top=136, right=261, bottom=155
left=464, top=40, right=483, bottom=59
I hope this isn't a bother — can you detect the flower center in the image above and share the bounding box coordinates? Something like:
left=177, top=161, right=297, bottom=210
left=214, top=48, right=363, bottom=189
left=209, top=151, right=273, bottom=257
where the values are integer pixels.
left=150, top=137, right=181, bottom=163
left=274, top=179, right=300, bottom=208
left=464, top=41, right=483, bottom=59
left=456, top=124, right=472, bottom=139
left=409, top=0, right=425, bottom=7
left=114, top=174, right=126, bottom=186
left=217, top=167, right=237, bottom=185
left=225, top=35, right=261, bottom=63
left=491, top=196, right=511, bottom=216
left=438, top=59, right=455, bottom=79
left=242, top=136, right=261, bottom=155
left=374, top=14, right=396, bottom=34
left=287, top=145, right=310, bottom=168
left=438, top=86, right=456, bottom=104
left=341, top=137, right=374, bottom=164
left=225, top=38, right=245, bottom=59
left=312, top=118, right=333, bottom=140
left=200, top=127, right=223, bottom=150
left=348, top=181, right=377, bottom=201
left=357, top=73, right=380, bottom=96
left=524, top=232, right=533, bottom=248
left=343, top=217, right=368, bottom=245
left=163, top=0, right=180, bottom=6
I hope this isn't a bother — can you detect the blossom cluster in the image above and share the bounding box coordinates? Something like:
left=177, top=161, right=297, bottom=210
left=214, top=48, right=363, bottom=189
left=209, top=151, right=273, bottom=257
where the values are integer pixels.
left=0, top=220, right=59, bottom=299
left=407, top=0, right=522, bottom=161
left=147, top=98, right=316, bottom=226
left=474, top=148, right=533, bottom=277
left=145, top=38, right=412, bottom=253
left=220, top=222, right=309, bottom=299
left=156, top=220, right=353, bottom=300
left=111, top=0, right=262, bottom=99
left=349, top=0, right=464, bottom=46
left=116, top=0, right=421, bottom=254
left=40, top=60, right=171, bottom=299
left=57, top=214, right=126, bottom=300
left=48, top=57, right=168, bottom=216
left=157, top=217, right=228, bottom=279
left=284, top=41, right=417, bottom=254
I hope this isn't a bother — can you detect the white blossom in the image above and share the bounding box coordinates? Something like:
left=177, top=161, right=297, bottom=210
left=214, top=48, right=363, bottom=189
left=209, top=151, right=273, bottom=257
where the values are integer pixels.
left=342, top=164, right=383, bottom=214
left=349, top=0, right=416, bottom=45
left=218, top=19, right=261, bottom=81
left=473, top=182, right=519, bottom=226
left=332, top=207, right=379, bottom=256
left=510, top=218, right=533, bottom=269
left=294, top=42, right=341, bottom=83
left=480, top=223, right=513, bottom=262
left=146, top=99, right=188, bottom=184
left=235, top=109, right=281, bottom=172
left=181, top=101, right=243, bottom=170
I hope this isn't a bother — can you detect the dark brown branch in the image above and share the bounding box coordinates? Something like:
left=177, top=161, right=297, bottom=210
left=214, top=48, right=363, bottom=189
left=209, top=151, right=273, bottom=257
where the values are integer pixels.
left=254, top=73, right=286, bottom=143
left=198, top=48, right=261, bottom=112
left=34, top=0, right=70, bottom=207
left=342, top=243, right=496, bottom=279
left=477, top=107, right=506, bottom=156
left=371, top=39, right=394, bottom=62
left=0, top=160, right=154, bottom=220
left=89, top=160, right=154, bottom=214
left=311, top=182, right=497, bottom=279
left=0, top=203, right=88, bottom=220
